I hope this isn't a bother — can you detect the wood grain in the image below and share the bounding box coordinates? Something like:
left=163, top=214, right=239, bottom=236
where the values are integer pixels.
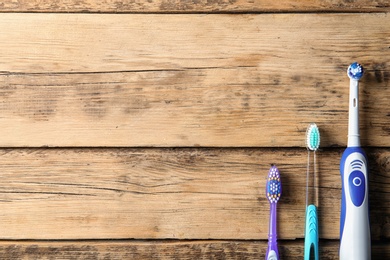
left=0, top=0, right=389, bottom=13
left=0, top=13, right=389, bottom=147
left=0, top=148, right=388, bottom=240
left=0, top=5, right=389, bottom=259
left=0, top=240, right=388, bottom=259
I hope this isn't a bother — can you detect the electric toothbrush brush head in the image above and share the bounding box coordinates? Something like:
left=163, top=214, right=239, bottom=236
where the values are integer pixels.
left=347, top=62, right=364, bottom=80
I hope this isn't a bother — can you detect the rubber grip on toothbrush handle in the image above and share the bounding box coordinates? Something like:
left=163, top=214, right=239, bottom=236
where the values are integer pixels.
left=340, top=147, right=371, bottom=260
left=266, top=203, right=279, bottom=260
left=304, top=204, right=319, bottom=260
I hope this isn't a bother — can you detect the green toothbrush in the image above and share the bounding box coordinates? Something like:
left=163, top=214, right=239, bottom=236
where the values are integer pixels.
left=304, top=123, right=320, bottom=260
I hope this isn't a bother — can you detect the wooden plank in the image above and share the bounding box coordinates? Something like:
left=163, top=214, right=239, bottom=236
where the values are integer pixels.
left=0, top=240, right=388, bottom=259
left=0, top=13, right=389, bottom=147
left=0, top=0, right=389, bottom=13
left=1, top=13, right=389, bottom=74
left=2, top=69, right=390, bottom=148
left=0, top=148, right=388, bottom=240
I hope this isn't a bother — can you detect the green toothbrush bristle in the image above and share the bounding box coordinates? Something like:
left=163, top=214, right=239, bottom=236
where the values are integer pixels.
left=306, top=123, right=320, bottom=151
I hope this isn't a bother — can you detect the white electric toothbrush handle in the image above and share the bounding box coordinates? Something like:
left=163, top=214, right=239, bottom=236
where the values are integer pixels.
left=348, top=78, right=360, bottom=147
left=340, top=150, right=371, bottom=260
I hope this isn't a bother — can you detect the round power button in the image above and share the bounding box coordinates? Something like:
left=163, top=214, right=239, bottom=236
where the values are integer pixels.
left=353, top=177, right=362, bottom=186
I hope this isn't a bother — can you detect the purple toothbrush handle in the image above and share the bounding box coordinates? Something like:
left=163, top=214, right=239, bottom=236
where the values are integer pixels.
left=266, top=203, right=279, bottom=260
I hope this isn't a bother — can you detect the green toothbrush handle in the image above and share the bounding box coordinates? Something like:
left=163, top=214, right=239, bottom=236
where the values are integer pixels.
left=304, top=204, right=319, bottom=260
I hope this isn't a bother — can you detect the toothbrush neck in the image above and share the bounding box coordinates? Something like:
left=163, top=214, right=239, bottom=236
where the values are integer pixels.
left=269, top=203, right=277, bottom=241
left=348, top=79, right=360, bottom=147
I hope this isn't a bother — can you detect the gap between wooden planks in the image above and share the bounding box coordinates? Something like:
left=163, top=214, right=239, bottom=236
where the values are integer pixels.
left=0, top=13, right=389, bottom=147
left=0, top=148, right=388, bottom=240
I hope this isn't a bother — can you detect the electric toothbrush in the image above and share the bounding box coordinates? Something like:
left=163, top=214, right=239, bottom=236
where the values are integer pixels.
left=340, top=62, right=371, bottom=259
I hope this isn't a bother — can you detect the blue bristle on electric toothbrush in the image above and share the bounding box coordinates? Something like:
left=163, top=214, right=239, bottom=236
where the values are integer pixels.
left=305, top=123, right=320, bottom=260
left=340, top=62, right=371, bottom=259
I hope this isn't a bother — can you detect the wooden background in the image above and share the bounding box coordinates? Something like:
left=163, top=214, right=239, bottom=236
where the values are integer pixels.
left=0, top=1, right=389, bottom=259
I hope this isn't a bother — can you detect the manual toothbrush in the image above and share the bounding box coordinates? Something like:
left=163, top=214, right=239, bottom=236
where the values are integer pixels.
left=265, top=165, right=282, bottom=260
left=340, top=62, right=371, bottom=259
left=304, top=123, right=320, bottom=260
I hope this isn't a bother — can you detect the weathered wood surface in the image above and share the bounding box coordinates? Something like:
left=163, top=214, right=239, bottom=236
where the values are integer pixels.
left=1, top=2, right=389, bottom=259
left=0, top=148, right=388, bottom=240
left=0, top=240, right=388, bottom=259
left=0, top=13, right=389, bottom=147
left=0, top=0, right=389, bottom=13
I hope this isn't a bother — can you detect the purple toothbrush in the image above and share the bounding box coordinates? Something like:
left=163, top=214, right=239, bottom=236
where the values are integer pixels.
left=265, top=165, right=282, bottom=260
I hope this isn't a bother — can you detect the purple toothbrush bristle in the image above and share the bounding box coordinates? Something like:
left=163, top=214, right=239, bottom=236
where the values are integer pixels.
left=266, top=166, right=282, bottom=203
